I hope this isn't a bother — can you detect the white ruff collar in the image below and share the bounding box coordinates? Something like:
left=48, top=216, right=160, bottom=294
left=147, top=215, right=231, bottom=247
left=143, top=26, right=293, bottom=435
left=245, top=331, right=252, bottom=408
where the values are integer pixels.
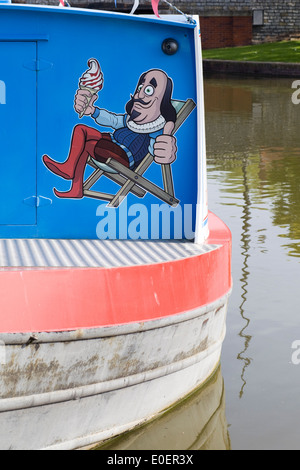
left=126, top=115, right=166, bottom=134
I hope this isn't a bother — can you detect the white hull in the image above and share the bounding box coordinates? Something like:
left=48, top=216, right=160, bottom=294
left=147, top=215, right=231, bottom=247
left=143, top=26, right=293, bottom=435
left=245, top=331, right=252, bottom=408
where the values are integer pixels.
left=0, top=294, right=229, bottom=450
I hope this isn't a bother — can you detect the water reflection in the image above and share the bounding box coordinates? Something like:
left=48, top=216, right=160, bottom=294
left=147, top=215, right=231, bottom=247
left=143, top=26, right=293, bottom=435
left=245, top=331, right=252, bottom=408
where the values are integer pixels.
left=237, top=158, right=252, bottom=399
left=204, top=74, right=300, bottom=449
left=204, top=75, right=300, bottom=257
left=96, top=366, right=231, bottom=450
left=258, top=146, right=300, bottom=257
left=204, top=74, right=300, bottom=402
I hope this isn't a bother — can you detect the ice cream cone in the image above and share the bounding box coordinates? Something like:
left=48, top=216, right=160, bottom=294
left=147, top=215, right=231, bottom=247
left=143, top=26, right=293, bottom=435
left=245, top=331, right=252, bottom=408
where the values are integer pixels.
left=79, top=86, right=98, bottom=118
left=78, top=58, right=103, bottom=118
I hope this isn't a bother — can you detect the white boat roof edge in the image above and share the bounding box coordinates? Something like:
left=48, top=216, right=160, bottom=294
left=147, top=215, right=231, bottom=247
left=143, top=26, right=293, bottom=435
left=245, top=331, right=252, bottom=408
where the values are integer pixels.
left=0, top=3, right=197, bottom=28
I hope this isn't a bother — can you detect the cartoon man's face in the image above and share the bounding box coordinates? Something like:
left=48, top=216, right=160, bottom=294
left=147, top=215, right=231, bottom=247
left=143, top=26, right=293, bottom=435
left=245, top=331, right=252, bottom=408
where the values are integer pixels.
left=130, top=69, right=168, bottom=125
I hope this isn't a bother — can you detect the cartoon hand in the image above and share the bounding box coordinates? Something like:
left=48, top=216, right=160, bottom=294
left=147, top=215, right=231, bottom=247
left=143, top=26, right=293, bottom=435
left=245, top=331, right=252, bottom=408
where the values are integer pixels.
left=153, top=122, right=177, bottom=165
left=74, top=89, right=98, bottom=116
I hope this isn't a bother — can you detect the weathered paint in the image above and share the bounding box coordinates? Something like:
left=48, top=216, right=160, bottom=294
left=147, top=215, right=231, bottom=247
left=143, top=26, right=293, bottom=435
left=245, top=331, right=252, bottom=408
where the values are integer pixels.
left=0, top=184, right=232, bottom=451
left=94, top=365, right=230, bottom=451
left=0, top=293, right=229, bottom=450
left=0, top=211, right=231, bottom=449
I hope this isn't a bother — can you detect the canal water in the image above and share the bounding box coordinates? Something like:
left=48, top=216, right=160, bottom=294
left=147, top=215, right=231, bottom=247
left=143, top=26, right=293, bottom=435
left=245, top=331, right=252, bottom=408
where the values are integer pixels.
left=205, top=74, right=300, bottom=450
left=98, top=74, right=300, bottom=451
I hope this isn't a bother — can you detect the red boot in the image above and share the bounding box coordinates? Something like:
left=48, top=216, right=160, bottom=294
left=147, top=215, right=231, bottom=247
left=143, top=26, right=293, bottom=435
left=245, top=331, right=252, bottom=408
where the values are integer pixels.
left=43, top=154, right=74, bottom=180
left=53, top=149, right=88, bottom=199
left=43, top=125, right=102, bottom=180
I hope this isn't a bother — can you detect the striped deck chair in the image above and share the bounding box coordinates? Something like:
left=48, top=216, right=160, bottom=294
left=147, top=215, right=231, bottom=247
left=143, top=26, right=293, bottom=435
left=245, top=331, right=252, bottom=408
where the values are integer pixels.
left=82, top=98, right=196, bottom=207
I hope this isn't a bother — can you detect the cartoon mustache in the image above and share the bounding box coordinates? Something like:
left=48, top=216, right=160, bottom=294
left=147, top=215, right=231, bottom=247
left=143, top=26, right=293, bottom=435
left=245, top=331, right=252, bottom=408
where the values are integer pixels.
left=131, top=95, right=151, bottom=106
left=127, top=95, right=153, bottom=121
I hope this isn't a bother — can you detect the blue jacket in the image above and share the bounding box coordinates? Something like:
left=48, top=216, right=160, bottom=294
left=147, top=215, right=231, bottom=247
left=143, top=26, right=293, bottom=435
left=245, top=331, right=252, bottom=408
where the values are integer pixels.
left=92, top=107, right=165, bottom=168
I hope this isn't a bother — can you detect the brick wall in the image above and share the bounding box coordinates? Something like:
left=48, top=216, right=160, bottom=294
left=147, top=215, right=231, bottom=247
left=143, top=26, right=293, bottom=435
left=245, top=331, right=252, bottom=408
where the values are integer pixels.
left=20, top=0, right=300, bottom=44
left=200, top=16, right=253, bottom=49
left=175, top=0, right=300, bottom=44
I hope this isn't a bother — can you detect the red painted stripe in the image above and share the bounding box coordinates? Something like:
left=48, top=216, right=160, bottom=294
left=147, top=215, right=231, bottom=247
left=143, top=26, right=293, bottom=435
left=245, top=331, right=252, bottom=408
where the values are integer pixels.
left=0, top=212, right=231, bottom=334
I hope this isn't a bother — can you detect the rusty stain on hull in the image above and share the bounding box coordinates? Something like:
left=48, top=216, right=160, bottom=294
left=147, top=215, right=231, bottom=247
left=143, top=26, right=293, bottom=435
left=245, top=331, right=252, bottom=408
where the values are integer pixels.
left=0, top=295, right=230, bottom=450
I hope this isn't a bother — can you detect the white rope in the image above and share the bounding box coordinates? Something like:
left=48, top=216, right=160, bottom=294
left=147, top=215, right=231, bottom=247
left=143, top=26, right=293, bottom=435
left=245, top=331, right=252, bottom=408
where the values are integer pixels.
left=129, top=0, right=195, bottom=23
left=161, top=0, right=195, bottom=23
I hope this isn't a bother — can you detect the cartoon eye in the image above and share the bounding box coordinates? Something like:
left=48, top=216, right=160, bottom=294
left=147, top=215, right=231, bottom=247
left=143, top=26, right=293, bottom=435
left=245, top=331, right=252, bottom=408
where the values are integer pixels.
left=144, top=86, right=154, bottom=96
left=137, top=84, right=143, bottom=92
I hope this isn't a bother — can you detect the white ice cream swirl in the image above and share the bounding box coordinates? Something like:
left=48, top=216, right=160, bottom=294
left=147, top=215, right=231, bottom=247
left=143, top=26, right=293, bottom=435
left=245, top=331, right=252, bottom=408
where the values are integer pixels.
left=79, top=58, right=103, bottom=91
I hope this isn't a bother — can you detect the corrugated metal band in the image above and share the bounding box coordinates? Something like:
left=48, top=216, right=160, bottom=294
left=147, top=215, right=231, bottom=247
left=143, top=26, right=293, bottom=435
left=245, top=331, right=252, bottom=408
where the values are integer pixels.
left=0, top=239, right=219, bottom=268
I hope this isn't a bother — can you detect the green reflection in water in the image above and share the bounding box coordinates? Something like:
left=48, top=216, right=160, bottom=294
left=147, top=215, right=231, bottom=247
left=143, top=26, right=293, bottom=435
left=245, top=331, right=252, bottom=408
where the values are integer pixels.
left=204, top=75, right=300, bottom=399
left=204, top=75, right=300, bottom=257
left=94, top=366, right=230, bottom=451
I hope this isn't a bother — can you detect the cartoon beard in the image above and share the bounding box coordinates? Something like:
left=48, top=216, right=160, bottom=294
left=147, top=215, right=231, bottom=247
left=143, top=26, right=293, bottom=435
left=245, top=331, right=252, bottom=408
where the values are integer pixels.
left=126, top=96, right=153, bottom=122
left=128, top=109, right=141, bottom=122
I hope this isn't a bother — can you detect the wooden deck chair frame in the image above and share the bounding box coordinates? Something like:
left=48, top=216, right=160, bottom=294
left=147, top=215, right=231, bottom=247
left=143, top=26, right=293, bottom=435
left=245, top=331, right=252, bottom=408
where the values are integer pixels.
left=83, top=98, right=196, bottom=208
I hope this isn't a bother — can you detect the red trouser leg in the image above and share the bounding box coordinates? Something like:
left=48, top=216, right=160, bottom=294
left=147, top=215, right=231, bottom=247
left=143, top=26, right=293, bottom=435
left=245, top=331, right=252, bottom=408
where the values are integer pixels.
left=43, top=125, right=101, bottom=198
left=43, top=125, right=101, bottom=180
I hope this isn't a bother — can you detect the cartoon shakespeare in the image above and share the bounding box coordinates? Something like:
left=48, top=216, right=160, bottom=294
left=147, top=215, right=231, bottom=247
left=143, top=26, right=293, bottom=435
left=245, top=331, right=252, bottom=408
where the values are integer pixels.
left=43, top=59, right=195, bottom=206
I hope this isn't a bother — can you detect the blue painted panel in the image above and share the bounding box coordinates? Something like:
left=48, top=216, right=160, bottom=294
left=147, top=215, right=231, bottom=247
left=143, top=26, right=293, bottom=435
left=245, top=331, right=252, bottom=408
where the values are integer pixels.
left=0, top=6, right=199, bottom=239
left=0, top=41, right=36, bottom=225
